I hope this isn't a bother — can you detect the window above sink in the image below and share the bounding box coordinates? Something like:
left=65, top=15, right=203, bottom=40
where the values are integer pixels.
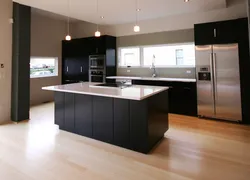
left=118, top=43, right=195, bottom=68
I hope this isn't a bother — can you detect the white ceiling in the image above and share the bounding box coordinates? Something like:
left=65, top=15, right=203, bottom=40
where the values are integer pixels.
left=14, top=0, right=229, bottom=25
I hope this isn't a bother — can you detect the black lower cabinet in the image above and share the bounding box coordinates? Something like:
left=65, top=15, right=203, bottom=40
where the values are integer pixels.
left=54, top=91, right=169, bottom=154
left=93, top=96, right=114, bottom=144
left=75, top=94, right=93, bottom=137
left=130, top=100, right=148, bottom=153
left=132, top=80, right=197, bottom=117
left=114, top=99, right=130, bottom=148
left=64, top=93, right=75, bottom=132
left=54, top=92, right=64, bottom=128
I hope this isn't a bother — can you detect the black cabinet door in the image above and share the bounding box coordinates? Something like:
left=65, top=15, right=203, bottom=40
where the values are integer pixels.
left=216, top=20, right=237, bottom=44
left=64, top=93, right=75, bottom=132
left=114, top=99, right=130, bottom=148
left=194, top=22, right=216, bottom=45
left=75, top=94, right=92, bottom=137
left=55, top=92, right=65, bottom=128
left=93, top=96, right=114, bottom=143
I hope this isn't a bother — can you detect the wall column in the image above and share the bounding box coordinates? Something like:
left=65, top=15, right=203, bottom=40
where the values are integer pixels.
left=0, top=0, right=12, bottom=124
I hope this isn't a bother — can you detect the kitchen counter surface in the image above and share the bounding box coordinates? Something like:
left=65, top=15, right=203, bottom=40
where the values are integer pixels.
left=42, top=82, right=169, bottom=101
left=106, top=76, right=196, bottom=82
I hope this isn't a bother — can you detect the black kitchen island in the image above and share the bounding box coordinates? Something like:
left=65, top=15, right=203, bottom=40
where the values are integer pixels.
left=43, top=82, right=169, bottom=153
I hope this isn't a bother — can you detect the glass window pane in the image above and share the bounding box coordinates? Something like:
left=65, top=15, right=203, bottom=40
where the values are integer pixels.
left=119, top=47, right=140, bottom=66
left=30, top=57, right=58, bottom=78
left=143, top=43, right=195, bottom=67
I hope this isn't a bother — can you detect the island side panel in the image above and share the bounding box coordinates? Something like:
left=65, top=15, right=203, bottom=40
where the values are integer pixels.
left=93, top=96, right=114, bottom=144
left=64, top=93, right=75, bottom=132
left=130, top=100, right=148, bottom=153
left=54, top=92, right=65, bottom=128
left=75, top=94, right=93, bottom=138
left=114, top=99, right=130, bottom=148
left=147, top=90, right=169, bottom=150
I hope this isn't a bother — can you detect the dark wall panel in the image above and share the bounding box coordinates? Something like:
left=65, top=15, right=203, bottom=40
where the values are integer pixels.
left=11, top=2, right=31, bottom=122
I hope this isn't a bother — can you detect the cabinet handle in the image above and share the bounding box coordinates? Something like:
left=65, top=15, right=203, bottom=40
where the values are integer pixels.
left=214, top=28, right=217, bottom=37
left=81, top=66, right=83, bottom=72
left=67, top=66, right=69, bottom=72
left=96, top=48, right=98, bottom=53
left=184, top=87, right=191, bottom=90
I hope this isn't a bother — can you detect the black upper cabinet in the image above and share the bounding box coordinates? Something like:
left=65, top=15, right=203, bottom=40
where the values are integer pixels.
left=216, top=20, right=237, bottom=44
left=62, top=35, right=116, bottom=84
left=194, top=18, right=244, bottom=45
left=194, top=22, right=216, bottom=45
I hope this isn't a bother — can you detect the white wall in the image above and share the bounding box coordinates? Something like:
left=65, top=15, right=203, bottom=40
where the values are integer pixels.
left=104, top=2, right=247, bottom=37
left=0, top=0, right=12, bottom=124
left=30, top=12, right=66, bottom=106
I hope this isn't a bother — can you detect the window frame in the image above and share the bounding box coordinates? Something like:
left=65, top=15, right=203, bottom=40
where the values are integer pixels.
left=117, top=42, right=195, bottom=68
left=30, top=56, right=59, bottom=79
left=118, top=46, right=141, bottom=68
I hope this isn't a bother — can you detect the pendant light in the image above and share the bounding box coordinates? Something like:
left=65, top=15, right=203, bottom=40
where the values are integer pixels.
left=65, top=0, right=71, bottom=41
left=95, top=0, right=101, bottom=37
left=134, top=0, right=140, bottom=32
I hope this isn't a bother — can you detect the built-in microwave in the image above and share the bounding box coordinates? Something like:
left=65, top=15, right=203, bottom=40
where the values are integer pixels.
left=89, top=55, right=105, bottom=69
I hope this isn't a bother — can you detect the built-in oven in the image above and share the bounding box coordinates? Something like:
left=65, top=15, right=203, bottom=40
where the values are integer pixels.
left=89, top=55, right=105, bottom=69
left=89, top=70, right=105, bottom=83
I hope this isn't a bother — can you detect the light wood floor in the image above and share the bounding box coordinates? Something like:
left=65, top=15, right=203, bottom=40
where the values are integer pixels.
left=0, top=102, right=250, bottom=180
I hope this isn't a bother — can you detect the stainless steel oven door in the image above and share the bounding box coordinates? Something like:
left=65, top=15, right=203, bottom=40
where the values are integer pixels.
left=90, top=75, right=105, bottom=83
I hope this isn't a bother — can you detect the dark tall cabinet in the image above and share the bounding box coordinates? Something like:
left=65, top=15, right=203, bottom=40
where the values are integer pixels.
left=194, top=18, right=250, bottom=124
left=62, top=35, right=116, bottom=84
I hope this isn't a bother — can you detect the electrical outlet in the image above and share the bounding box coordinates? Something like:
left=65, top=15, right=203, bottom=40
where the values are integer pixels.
left=127, top=70, right=131, bottom=73
left=186, top=70, right=191, bottom=74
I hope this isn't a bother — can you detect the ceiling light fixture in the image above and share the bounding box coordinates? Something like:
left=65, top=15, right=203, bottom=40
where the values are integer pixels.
left=184, top=0, right=190, bottom=2
left=100, top=16, right=104, bottom=19
left=134, top=0, right=140, bottom=32
left=65, top=0, right=71, bottom=41
left=95, top=0, right=101, bottom=37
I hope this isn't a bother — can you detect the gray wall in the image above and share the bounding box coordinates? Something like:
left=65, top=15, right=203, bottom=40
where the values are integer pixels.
left=116, top=29, right=196, bottom=79
left=30, top=11, right=66, bottom=106
left=0, top=0, right=12, bottom=124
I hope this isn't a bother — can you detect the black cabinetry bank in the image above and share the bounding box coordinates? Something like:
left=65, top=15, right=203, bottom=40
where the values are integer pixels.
left=43, top=82, right=169, bottom=154
left=62, top=35, right=117, bottom=84
left=195, top=18, right=250, bottom=124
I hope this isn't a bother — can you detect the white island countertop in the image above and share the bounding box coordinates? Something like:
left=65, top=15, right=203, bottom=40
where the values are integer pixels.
left=106, top=76, right=196, bottom=82
left=42, top=82, right=169, bottom=101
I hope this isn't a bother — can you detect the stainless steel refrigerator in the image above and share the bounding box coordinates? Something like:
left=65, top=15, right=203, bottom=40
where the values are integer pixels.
left=196, top=43, right=242, bottom=122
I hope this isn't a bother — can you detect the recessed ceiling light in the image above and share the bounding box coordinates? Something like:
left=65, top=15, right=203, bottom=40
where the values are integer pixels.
left=136, top=8, right=141, bottom=12
left=184, top=0, right=189, bottom=2
left=100, top=16, right=104, bottom=19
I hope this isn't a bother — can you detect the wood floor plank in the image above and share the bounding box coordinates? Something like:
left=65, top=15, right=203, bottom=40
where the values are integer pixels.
left=0, top=102, right=249, bottom=180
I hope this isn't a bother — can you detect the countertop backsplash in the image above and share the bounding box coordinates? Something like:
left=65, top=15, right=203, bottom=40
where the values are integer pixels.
left=117, top=67, right=196, bottom=79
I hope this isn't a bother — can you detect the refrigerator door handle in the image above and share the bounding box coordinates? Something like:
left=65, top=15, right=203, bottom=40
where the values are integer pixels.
left=213, top=53, right=217, bottom=100
left=210, top=53, right=216, bottom=115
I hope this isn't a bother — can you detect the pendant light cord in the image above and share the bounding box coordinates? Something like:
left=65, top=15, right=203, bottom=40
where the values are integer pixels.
left=67, top=0, right=70, bottom=35
left=135, top=0, right=138, bottom=25
left=96, top=0, right=99, bottom=31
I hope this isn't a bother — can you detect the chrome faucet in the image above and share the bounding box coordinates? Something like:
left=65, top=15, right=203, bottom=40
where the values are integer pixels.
left=150, top=55, right=157, bottom=77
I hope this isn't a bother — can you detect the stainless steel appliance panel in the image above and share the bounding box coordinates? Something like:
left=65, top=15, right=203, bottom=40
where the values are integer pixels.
left=213, top=44, right=242, bottom=121
left=196, top=45, right=215, bottom=117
